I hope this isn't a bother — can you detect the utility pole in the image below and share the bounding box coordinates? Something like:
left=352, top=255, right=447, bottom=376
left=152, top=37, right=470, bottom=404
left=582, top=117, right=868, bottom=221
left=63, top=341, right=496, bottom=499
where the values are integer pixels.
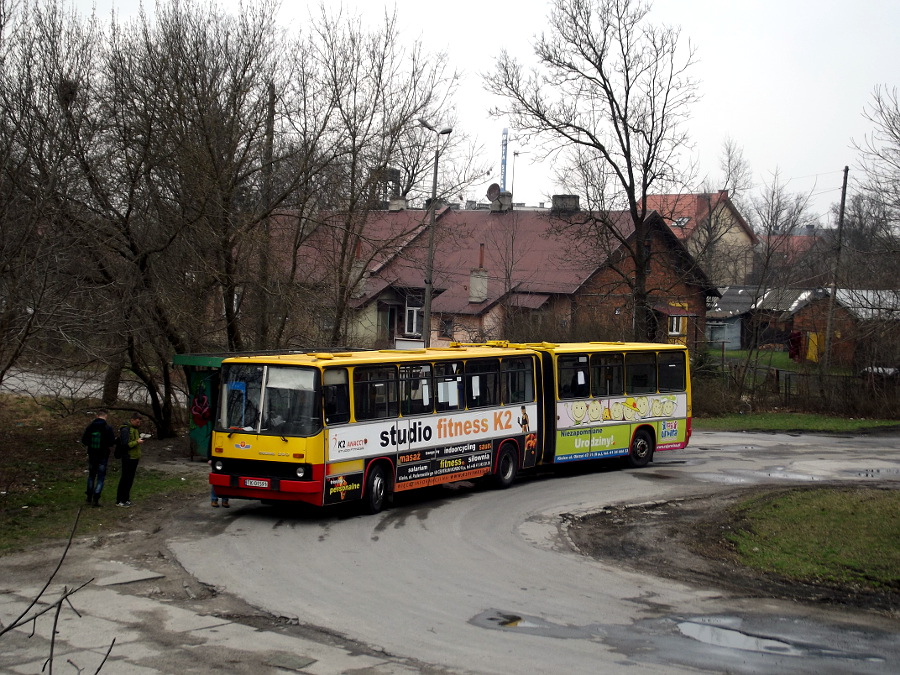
left=821, top=166, right=849, bottom=391
left=419, top=120, right=452, bottom=347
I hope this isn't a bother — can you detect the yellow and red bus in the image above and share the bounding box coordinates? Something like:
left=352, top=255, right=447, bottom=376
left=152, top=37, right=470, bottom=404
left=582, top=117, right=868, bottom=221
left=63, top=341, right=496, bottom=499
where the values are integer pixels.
left=208, top=341, right=691, bottom=512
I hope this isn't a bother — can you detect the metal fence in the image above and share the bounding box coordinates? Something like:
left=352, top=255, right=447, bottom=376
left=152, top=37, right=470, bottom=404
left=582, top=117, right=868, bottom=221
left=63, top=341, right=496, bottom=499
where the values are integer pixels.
left=718, top=363, right=899, bottom=416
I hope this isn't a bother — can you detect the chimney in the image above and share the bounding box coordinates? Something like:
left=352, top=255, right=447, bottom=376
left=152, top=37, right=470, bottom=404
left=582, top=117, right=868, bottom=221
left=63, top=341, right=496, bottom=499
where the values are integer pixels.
left=469, top=244, right=488, bottom=303
left=551, top=194, right=580, bottom=214
left=490, top=191, right=513, bottom=213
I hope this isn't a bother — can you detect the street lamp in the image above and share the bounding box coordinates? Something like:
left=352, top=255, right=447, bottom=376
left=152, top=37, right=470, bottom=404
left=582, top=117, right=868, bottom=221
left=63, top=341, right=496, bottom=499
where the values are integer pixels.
left=419, top=118, right=452, bottom=347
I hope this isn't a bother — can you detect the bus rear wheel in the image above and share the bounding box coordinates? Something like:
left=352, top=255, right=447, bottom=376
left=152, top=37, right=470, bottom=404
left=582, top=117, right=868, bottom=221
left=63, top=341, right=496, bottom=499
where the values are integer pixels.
left=364, top=464, right=387, bottom=514
left=494, top=445, right=518, bottom=489
left=627, top=429, right=654, bottom=468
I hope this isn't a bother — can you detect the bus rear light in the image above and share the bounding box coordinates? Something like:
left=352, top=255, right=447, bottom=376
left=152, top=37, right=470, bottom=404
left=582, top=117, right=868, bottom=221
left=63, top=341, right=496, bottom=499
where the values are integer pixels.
left=296, top=466, right=306, bottom=478
left=214, top=447, right=223, bottom=454
left=214, top=460, right=224, bottom=471
left=293, top=453, right=304, bottom=459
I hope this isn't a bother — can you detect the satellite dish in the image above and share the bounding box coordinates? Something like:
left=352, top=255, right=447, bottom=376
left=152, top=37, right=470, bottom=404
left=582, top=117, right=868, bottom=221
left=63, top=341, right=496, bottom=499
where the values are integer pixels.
left=486, top=183, right=501, bottom=201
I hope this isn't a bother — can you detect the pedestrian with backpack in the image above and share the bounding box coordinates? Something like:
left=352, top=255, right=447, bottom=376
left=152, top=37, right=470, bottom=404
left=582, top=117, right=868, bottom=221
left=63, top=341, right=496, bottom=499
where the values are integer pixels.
left=80, top=410, right=116, bottom=507
left=116, top=413, right=145, bottom=507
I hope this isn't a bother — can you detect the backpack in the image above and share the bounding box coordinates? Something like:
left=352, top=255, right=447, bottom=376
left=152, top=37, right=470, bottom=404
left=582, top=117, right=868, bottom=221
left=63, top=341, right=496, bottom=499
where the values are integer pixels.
left=114, top=425, right=130, bottom=459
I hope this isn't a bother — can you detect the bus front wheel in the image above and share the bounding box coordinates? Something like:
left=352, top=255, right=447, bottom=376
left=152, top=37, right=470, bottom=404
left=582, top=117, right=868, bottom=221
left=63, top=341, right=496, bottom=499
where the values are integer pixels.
left=494, top=445, right=518, bottom=489
left=627, top=429, right=654, bottom=468
left=364, top=464, right=387, bottom=514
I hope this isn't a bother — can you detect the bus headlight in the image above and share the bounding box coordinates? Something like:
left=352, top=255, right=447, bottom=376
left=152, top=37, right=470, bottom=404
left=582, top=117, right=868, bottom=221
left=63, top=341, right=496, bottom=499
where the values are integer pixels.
left=296, top=466, right=306, bottom=478
left=214, top=460, right=224, bottom=471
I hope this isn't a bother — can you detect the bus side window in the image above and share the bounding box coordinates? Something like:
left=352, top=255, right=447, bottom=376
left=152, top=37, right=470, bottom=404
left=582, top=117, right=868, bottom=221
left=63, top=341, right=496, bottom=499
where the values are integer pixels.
left=558, top=355, right=589, bottom=399
left=591, top=353, right=624, bottom=397
left=434, top=361, right=463, bottom=412
left=502, top=357, right=534, bottom=404
left=400, top=363, right=433, bottom=416
left=323, top=368, right=350, bottom=425
left=658, top=351, right=686, bottom=392
left=465, top=358, right=499, bottom=409
left=354, top=366, right=399, bottom=421
left=625, top=352, right=657, bottom=394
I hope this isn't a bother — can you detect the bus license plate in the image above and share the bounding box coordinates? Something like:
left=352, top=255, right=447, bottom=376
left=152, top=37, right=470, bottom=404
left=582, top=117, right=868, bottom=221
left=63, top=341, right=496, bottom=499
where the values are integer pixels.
left=242, top=478, right=270, bottom=489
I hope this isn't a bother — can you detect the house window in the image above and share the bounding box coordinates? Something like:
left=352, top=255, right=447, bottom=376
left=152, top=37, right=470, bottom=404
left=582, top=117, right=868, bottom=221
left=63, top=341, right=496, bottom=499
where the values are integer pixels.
left=668, top=315, right=686, bottom=336
left=405, top=306, right=422, bottom=336
left=439, top=318, right=453, bottom=339
left=404, top=292, right=424, bottom=336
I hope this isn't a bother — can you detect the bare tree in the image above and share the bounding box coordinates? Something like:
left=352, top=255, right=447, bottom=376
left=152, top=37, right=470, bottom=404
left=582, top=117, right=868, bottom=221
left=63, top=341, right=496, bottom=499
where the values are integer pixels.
left=686, top=140, right=757, bottom=286
left=306, top=6, right=462, bottom=346
left=856, top=85, right=900, bottom=222
left=0, top=0, right=103, bottom=388
left=487, top=0, right=698, bottom=340
left=730, top=172, right=816, bottom=402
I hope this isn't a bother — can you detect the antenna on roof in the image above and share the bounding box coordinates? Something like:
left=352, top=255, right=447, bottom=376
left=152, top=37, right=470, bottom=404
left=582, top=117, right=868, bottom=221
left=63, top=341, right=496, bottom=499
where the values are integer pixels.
left=500, top=128, right=508, bottom=191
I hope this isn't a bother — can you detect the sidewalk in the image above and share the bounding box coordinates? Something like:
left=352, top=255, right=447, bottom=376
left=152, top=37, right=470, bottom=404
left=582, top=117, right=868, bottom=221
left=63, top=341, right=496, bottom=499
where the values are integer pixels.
left=0, top=541, right=434, bottom=674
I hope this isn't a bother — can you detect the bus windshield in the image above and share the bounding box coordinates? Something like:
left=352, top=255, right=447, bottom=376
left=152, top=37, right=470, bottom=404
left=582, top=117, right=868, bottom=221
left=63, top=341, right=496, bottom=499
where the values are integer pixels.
left=219, top=364, right=322, bottom=437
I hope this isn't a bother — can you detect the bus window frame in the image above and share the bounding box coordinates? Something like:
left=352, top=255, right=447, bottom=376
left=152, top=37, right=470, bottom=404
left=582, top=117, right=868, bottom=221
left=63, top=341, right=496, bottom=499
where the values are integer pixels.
left=625, top=352, right=658, bottom=394
left=323, top=367, right=351, bottom=426
left=465, top=358, right=500, bottom=409
left=353, top=365, right=400, bottom=421
left=591, top=352, right=624, bottom=397
left=400, top=362, right=434, bottom=416
left=501, top=356, right=535, bottom=405
left=658, top=351, right=687, bottom=392
left=558, top=354, right=590, bottom=399
left=434, top=360, right=464, bottom=412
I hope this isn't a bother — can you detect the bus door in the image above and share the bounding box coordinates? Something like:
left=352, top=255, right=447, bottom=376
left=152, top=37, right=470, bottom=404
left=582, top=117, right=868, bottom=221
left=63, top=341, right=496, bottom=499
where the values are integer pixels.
left=537, top=351, right=557, bottom=464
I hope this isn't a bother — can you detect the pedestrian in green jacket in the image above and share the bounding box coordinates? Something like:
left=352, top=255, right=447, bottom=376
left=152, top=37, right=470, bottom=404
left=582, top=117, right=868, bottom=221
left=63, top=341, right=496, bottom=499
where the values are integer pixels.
left=116, top=413, right=145, bottom=507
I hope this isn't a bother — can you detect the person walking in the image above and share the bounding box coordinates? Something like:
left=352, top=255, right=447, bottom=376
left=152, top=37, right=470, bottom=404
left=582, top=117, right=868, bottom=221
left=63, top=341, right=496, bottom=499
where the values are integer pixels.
left=116, top=413, right=145, bottom=507
left=208, top=446, right=229, bottom=508
left=81, top=410, right=116, bottom=507
left=210, top=485, right=230, bottom=508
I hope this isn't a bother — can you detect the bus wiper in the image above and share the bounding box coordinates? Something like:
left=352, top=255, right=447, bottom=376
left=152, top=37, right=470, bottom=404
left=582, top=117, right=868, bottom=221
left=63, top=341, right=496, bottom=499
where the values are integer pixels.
left=280, top=436, right=288, bottom=442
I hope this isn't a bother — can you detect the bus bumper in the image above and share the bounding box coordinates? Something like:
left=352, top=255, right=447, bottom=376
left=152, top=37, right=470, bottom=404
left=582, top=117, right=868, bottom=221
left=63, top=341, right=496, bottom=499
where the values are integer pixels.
left=209, top=472, right=323, bottom=504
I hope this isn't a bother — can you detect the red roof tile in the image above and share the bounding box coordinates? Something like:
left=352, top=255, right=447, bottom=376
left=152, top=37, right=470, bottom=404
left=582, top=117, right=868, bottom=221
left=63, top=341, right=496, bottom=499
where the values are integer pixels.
left=643, top=190, right=757, bottom=245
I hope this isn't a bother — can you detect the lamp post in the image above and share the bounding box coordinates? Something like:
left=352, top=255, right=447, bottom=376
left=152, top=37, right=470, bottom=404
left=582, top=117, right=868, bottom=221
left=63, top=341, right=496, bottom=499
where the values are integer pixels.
left=419, top=119, right=452, bottom=347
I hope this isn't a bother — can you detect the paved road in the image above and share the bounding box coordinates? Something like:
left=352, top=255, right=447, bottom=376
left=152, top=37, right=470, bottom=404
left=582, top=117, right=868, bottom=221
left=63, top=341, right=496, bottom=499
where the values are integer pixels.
left=172, top=431, right=900, bottom=674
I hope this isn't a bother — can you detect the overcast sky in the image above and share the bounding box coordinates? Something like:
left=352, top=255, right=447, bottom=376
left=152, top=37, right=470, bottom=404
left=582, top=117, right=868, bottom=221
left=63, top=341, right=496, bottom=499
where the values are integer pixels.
left=78, top=0, right=900, bottom=223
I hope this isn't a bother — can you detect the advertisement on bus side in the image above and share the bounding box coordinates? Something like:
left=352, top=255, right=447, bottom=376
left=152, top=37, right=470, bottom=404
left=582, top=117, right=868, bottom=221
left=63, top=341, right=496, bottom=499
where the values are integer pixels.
left=556, top=393, right=686, bottom=428
left=553, top=393, right=688, bottom=461
left=326, top=404, right=537, bottom=463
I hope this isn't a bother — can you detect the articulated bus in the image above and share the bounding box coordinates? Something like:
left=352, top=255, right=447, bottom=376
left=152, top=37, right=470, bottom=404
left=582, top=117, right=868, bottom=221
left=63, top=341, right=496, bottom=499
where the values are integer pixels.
left=209, top=341, right=691, bottom=513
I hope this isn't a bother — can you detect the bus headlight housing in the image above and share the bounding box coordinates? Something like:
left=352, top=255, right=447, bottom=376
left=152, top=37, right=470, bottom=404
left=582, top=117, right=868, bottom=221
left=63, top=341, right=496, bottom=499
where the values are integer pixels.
left=213, top=460, right=224, bottom=471
left=296, top=465, right=306, bottom=478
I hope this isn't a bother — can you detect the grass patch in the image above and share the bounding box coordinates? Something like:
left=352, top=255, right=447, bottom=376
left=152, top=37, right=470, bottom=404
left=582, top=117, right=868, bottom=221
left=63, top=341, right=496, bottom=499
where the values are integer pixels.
left=0, top=468, right=206, bottom=553
left=727, top=487, right=900, bottom=590
left=0, top=394, right=206, bottom=553
left=693, top=413, right=899, bottom=433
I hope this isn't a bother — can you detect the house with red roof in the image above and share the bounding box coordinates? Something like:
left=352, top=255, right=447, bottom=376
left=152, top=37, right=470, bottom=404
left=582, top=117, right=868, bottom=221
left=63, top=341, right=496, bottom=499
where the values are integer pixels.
left=340, top=195, right=718, bottom=350
left=643, top=190, right=758, bottom=286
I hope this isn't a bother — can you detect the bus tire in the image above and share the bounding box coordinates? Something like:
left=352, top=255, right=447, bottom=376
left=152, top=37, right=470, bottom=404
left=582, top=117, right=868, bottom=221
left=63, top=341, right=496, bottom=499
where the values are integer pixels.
left=627, top=429, right=654, bottom=468
left=364, top=463, right=388, bottom=514
left=494, top=445, right=518, bottom=489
